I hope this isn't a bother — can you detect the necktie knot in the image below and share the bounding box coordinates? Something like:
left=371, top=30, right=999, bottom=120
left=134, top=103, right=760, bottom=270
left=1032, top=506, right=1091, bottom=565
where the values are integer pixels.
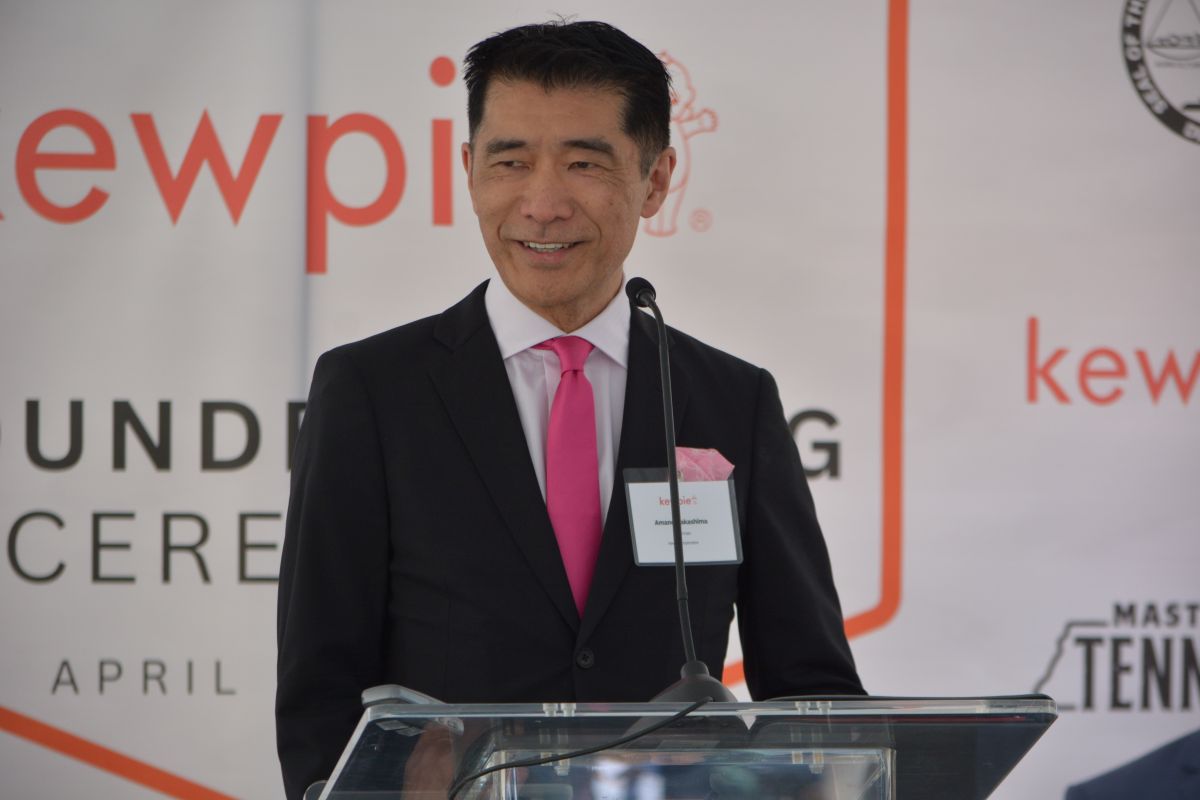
left=536, top=336, right=594, bottom=374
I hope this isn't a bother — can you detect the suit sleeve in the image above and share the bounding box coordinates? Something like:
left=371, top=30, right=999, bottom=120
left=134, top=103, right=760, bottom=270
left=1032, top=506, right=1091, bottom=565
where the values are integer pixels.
left=276, top=349, right=391, bottom=799
left=737, top=368, right=865, bottom=699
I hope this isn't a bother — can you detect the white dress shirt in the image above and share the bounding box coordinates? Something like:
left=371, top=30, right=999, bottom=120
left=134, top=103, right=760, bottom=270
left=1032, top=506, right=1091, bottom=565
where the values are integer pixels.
left=484, top=278, right=630, bottom=524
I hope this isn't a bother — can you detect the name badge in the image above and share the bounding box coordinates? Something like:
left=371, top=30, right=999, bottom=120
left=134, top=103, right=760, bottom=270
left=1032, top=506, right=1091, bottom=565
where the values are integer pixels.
left=623, top=467, right=743, bottom=565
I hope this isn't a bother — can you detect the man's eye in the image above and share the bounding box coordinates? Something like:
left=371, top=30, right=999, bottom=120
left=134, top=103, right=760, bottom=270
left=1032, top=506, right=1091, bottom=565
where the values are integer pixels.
left=570, top=161, right=595, bottom=170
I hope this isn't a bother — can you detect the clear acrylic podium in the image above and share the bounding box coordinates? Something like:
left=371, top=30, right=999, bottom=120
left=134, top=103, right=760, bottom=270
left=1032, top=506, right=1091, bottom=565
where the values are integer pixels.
left=316, top=693, right=1056, bottom=799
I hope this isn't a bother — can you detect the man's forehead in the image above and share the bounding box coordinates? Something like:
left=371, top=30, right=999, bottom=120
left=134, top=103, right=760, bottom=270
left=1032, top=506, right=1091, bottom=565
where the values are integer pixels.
left=479, top=80, right=626, bottom=126
left=473, top=80, right=636, bottom=156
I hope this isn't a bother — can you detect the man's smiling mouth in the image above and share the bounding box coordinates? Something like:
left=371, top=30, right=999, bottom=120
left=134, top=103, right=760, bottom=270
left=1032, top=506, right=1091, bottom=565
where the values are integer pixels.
left=522, top=241, right=578, bottom=252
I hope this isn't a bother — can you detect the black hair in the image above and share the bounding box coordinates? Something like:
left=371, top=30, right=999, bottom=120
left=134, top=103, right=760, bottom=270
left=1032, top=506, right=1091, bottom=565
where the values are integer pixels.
left=463, top=20, right=671, bottom=175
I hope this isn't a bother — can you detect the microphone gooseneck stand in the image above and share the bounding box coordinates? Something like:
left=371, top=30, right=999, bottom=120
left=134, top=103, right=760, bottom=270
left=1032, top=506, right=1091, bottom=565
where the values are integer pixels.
left=626, top=277, right=736, bottom=704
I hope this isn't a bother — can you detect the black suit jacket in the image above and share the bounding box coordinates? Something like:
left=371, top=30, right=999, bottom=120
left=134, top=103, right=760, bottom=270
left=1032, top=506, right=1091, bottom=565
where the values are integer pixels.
left=276, top=282, right=863, bottom=798
left=1064, top=728, right=1200, bottom=800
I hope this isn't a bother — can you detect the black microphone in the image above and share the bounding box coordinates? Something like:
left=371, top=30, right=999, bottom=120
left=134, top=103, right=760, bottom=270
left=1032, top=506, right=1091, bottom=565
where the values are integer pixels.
left=625, top=276, right=656, bottom=308
left=626, top=277, right=735, bottom=704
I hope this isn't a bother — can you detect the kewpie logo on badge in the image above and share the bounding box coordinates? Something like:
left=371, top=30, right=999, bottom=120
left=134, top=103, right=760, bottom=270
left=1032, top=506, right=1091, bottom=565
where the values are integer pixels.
left=645, top=53, right=718, bottom=237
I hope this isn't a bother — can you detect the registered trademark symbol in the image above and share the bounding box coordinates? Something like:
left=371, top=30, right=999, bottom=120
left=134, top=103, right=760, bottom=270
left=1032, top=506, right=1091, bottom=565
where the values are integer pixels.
left=689, top=208, right=712, bottom=232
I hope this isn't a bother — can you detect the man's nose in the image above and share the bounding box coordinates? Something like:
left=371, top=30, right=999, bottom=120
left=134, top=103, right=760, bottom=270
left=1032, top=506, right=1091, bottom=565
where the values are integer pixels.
left=520, top=165, right=574, bottom=224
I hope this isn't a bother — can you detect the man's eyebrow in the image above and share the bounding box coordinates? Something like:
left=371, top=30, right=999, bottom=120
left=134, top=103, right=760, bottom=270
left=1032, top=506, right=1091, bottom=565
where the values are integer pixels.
left=484, top=138, right=527, bottom=156
left=563, top=138, right=615, bottom=157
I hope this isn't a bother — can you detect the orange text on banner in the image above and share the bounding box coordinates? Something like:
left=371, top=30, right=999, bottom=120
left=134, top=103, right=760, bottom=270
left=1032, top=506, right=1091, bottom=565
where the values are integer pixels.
left=306, top=113, right=407, bottom=274
left=16, top=109, right=116, bottom=222
left=132, top=111, right=282, bottom=224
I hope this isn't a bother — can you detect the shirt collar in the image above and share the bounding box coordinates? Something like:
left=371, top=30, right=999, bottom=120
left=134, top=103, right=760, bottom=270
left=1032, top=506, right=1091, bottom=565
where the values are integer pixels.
left=485, top=277, right=630, bottom=368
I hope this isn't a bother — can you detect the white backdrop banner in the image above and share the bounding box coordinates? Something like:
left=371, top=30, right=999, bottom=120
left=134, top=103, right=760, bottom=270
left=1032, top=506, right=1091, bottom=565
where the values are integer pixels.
left=1, top=1, right=1197, bottom=798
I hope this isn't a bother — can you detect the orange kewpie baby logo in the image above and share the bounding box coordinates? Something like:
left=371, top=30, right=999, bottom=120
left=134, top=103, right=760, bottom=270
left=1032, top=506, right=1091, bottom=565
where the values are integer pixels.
left=645, top=53, right=718, bottom=237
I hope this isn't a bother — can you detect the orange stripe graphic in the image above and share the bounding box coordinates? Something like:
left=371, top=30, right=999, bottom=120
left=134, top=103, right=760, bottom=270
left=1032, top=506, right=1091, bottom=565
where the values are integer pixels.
left=0, top=706, right=236, bottom=799
left=845, top=0, right=907, bottom=639
left=726, top=0, right=908, bottom=686
left=721, top=660, right=745, bottom=687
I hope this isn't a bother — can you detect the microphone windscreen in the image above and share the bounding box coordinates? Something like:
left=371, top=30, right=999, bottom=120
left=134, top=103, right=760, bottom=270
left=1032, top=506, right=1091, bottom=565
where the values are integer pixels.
left=625, top=277, right=656, bottom=307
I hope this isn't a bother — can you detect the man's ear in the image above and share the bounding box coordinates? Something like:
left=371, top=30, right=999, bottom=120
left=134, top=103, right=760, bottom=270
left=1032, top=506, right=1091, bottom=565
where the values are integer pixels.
left=461, top=142, right=474, bottom=192
left=462, top=142, right=479, bottom=212
left=640, top=146, right=677, bottom=218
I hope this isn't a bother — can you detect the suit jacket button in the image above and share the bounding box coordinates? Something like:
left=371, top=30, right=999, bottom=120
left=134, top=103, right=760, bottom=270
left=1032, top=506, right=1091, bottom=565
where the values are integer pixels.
left=575, top=648, right=595, bottom=669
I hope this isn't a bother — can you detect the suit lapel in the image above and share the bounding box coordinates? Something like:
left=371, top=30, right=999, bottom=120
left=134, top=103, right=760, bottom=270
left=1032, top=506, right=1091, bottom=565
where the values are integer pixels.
left=429, top=283, right=580, bottom=631
left=579, top=307, right=689, bottom=643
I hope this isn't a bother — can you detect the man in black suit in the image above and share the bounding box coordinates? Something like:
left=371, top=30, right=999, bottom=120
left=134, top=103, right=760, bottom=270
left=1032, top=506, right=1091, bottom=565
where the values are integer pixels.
left=276, top=20, right=863, bottom=799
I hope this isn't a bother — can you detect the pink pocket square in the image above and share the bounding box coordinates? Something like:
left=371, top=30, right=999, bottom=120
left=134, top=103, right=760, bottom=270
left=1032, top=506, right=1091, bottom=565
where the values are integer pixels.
left=675, top=447, right=734, bottom=481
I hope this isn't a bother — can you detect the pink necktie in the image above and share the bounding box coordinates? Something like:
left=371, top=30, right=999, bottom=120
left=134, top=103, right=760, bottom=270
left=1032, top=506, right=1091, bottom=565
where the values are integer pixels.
left=535, top=336, right=603, bottom=616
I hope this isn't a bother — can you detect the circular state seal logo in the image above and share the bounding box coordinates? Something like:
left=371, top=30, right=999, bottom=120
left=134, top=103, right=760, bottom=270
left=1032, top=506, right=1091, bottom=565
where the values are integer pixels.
left=1122, top=0, right=1200, bottom=144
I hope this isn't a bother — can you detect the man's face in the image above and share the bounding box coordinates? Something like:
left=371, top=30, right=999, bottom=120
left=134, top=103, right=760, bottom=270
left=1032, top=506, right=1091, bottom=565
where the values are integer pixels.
left=464, top=80, right=675, bottom=331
